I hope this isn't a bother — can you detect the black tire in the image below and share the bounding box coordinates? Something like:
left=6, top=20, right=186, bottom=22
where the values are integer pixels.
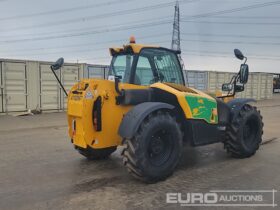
left=122, top=110, right=183, bottom=183
left=75, top=146, right=117, bottom=160
left=224, top=104, right=263, bottom=158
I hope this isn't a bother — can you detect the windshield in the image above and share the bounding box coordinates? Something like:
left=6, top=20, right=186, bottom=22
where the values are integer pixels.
left=109, top=54, right=135, bottom=83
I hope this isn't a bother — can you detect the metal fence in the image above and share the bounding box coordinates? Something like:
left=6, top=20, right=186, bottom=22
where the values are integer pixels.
left=83, top=64, right=109, bottom=79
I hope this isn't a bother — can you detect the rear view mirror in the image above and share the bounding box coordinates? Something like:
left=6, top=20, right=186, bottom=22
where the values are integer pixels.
left=234, top=49, right=244, bottom=60
left=222, top=83, right=233, bottom=92
left=235, top=84, right=245, bottom=92
left=51, top=57, right=64, bottom=71
left=49, top=57, right=67, bottom=96
left=239, top=64, right=249, bottom=84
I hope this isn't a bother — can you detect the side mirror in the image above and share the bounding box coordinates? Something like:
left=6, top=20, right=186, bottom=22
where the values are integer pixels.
left=114, top=75, right=123, bottom=95
left=239, top=64, right=249, bottom=84
left=234, top=49, right=244, bottom=60
left=235, top=84, right=245, bottom=92
left=222, top=83, right=234, bottom=92
left=51, top=57, right=64, bottom=71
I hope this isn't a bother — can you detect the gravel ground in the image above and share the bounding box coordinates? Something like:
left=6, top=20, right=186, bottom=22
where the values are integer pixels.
left=0, top=95, right=279, bottom=210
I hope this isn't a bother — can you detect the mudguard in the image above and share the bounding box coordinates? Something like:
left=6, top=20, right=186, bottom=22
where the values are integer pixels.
left=227, top=98, right=256, bottom=120
left=118, top=102, right=174, bottom=139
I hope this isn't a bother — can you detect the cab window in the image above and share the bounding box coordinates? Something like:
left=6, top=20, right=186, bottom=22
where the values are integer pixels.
left=109, top=54, right=134, bottom=83
left=134, top=56, right=154, bottom=85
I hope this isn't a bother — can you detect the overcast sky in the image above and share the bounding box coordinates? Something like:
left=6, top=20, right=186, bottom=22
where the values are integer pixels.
left=0, top=0, right=279, bottom=73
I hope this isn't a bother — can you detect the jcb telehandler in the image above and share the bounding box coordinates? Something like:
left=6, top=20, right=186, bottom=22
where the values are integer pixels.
left=51, top=37, right=263, bottom=183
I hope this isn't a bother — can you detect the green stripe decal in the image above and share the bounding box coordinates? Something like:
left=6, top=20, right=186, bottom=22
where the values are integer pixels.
left=185, top=95, right=218, bottom=124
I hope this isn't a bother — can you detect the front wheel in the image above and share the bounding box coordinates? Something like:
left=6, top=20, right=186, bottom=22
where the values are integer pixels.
left=224, top=104, right=263, bottom=158
left=122, top=111, right=183, bottom=183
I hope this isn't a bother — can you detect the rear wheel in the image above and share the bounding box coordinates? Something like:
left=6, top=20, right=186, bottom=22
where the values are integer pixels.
left=122, top=111, right=183, bottom=183
left=75, top=146, right=117, bottom=160
left=224, top=104, right=263, bottom=158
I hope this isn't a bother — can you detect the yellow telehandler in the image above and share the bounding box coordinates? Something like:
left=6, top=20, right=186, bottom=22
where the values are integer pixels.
left=50, top=37, right=263, bottom=183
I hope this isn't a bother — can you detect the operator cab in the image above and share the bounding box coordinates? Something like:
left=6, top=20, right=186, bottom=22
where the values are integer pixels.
left=108, top=37, right=185, bottom=86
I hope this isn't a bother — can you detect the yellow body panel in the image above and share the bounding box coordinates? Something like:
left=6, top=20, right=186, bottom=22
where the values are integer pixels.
left=67, top=79, right=219, bottom=150
left=221, top=95, right=235, bottom=103
left=150, top=83, right=218, bottom=122
left=215, top=90, right=235, bottom=103
left=67, top=79, right=146, bottom=149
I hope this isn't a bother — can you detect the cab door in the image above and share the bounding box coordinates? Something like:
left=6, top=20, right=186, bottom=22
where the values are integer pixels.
left=134, top=48, right=185, bottom=86
left=134, top=56, right=155, bottom=85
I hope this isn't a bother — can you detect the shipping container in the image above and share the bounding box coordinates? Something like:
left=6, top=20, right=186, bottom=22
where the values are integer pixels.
left=39, top=62, right=80, bottom=111
left=0, top=62, right=3, bottom=112
left=0, top=58, right=275, bottom=113
left=1, top=61, right=27, bottom=112
left=39, top=63, right=60, bottom=110
left=208, top=71, right=232, bottom=92
left=184, top=70, right=273, bottom=100
left=61, top=64, right=80, bottom=109
left=207, top=71, right=273, bottom=100
left=273, top=74, right=280, bottom=93
left=0, top=59, right=82, bottom=113
left=185, top=70, right=208, bottom=90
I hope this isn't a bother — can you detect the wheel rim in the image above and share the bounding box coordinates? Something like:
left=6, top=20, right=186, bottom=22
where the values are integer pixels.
left=147, top=129, right=173, bottom=166
left=243, top=118, right=258, bottom=148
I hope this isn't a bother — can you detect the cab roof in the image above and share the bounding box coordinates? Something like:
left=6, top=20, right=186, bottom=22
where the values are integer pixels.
left=109, top=43, right=159, bottom=56
left=109, top=37, right=181, bottom=56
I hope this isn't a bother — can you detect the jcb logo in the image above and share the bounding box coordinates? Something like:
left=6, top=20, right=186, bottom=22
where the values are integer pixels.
left=71, top=95, right=82, bottom=101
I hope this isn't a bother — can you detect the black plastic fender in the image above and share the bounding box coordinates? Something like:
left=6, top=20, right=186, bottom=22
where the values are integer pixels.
left=227, top=98, right=256, bottom=120
left=118, top=102, right=174, bottom=139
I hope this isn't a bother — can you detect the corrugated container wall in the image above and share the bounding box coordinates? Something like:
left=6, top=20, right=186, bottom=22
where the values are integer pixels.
left=184, top=70, right=273, bottom=100
left=185, top=70, right=208, bottom=90
left=0, top=58, right=274, bottom=113
left=207, top=71, right=273, bottom=100
left=0, top=59, right=83, bottom=113
left=39, top=63, right=81, bottom=110
left=1, top=61, right=27, bottom=112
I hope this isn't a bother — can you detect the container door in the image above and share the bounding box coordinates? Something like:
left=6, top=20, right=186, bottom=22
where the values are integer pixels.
left=186, top=71, right=194, bottom=88
left=2, top=62, right=27, bottom=112
left=61, top=65, right=79, bottom=109
left=208, top=72, right=218, bottom=92
left=39, top=64, right=60, bottom=110
left=250, top=73, right=259, bottom=99
left=266, top=74, right=273, bottom=98
left=0, top=62, right=3, bottom=113
left=196, top=72, right=207, bottom=90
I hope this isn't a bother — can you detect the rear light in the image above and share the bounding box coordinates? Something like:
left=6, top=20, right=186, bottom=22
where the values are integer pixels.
left=93, top=97, right=102, bottom=131
left=93, top=111, right=98, bottom=130
left=72, top=119, right=76, bottom=136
